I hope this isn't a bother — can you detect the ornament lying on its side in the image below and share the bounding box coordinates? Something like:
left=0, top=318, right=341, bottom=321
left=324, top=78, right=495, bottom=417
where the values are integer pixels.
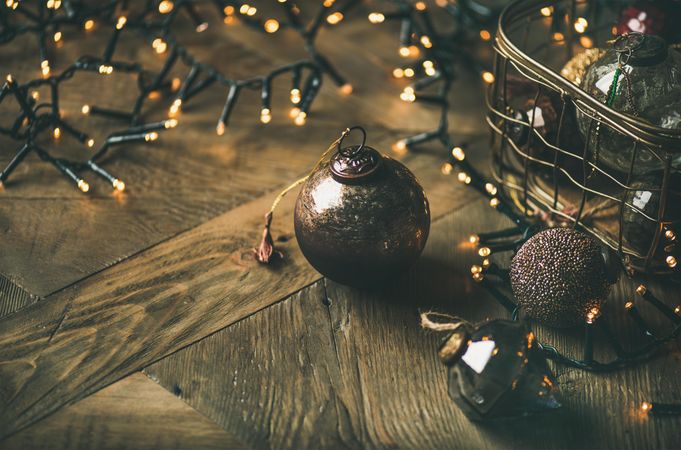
left=294, top=127, right=430, bottom=288
left=437, top=319, right=561, bottom=421
left=510, top=228, right=616, bottom=328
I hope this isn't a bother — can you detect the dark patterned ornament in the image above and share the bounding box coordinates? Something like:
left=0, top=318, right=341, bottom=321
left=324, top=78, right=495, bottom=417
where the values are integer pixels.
left=510, top=228, right=615, bottom=328
left=437, top=318, right=561, bottom=421
left=577, top=33, right=681, bottom=173
left=293, top=127, right=430, bottom=288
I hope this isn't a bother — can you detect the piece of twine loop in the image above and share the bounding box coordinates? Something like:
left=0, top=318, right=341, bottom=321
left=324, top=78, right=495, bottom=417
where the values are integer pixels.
left=419, top=311, right=468, bottom=332
left=253, top=127, right=353, bottom=264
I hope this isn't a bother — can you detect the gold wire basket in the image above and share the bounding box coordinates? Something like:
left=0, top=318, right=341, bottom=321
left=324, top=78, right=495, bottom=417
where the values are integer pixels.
left=487, top=0, right=681, bottom=275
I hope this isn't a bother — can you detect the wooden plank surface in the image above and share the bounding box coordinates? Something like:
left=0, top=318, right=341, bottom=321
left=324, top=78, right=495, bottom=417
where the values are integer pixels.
left=144, top=199, right=681, bottom=450
left=1, top=372, right=249, bottom=450
left=0, top=2, right=487, bottom=300
left=0, top=133, right=485, bottom=440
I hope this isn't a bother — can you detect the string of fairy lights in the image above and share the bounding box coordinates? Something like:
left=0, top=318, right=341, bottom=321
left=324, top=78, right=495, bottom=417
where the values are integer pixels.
left=367, top=0, right=498, bottom=157
left=0, top=0, right=356, bottom=192
left=432, top=0, right=679, bottom=415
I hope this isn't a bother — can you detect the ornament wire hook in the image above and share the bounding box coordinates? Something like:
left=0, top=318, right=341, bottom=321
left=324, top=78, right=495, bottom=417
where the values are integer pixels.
left=337, top=125, right=367, bottom=157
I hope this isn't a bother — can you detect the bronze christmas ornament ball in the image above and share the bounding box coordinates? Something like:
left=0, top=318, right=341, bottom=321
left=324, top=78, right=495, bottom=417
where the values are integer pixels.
left=294, top=127, right=430, bottom=288
left=509, top=228, right=614, bottom=328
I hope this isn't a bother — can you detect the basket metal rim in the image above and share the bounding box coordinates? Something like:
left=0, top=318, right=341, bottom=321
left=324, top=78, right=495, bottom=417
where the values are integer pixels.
left=495, top=0, right=681, bottom=153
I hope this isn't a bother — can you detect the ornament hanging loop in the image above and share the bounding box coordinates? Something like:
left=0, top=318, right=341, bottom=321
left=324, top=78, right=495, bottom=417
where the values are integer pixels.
left=337, top=125, right=367, bottom=157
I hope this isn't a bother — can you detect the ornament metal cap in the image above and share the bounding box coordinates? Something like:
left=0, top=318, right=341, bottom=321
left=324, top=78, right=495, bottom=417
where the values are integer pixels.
left=613, top=32, right=667, bottom=67
left=329, top=125, right=382, bottom=183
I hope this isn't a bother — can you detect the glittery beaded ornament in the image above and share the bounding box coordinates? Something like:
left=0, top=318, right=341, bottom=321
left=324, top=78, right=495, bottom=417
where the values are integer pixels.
left=509, top=228, right=615, bottom=328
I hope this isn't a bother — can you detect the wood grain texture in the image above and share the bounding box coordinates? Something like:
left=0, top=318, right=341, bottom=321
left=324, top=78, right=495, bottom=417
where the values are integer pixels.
left=145, top=199, right=681, bottom=450
left=0, top=372, right=249, bottom=450
left=0, top=129, right=483, bottom=441
left=0, top=2, right=489, bottom=301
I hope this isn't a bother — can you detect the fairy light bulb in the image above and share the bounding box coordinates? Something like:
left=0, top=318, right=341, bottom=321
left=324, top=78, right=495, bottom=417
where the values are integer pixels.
left=84, top=19, right=95, bottom=31
left=171, top=77, right=182, bottom=92
left=675, top=306, right=681, bottom=315
left=98, top=65, right=113, bottom=74
left=216, top=122, right=225, bottom=136
left=290, top=88, right=301, bottom=104
left=641, top=402, right=652, bottom=413
left=540, top=6, right=553, bottom=17
left=53, top=31, right=62, bottom=43
left=31, top=91, right=39, bottom=100
left=580, top=36, right=593, bottom=49
left=169, top=99, right=182, bottom=116
left=239, top=4, right=250, bottom=14
left=471, top=265, right=482, bottom=274
left=457, top=172, right=468, bottom=183
left=152, top=38, right=167, bottom=54
left=478, top=247, right=491, bottom=257
left=326, top=12, right=343, bottom=24
left=116, top=16, right=127, bottom=30
left=424, top=66, right=436, bottom=76
left=485, top=183, right=497, bottom=196
left=144, top=132, right=159, bottom=141
left=264, top=19, right=279, bottom=33
left=87, top=138, right=95, bottom=148
left=392, top=68, right=404, bottom=78
left=469, top=234, right=480, bottom=244
left=260, top=108, right=272, bottom=124
left=665, top=229, right=676, bottom=241
left=440, top=162, right=453, bottom=175
left=472, top=272, right=484, bottom=282
left=77, top=179, right=90, bottom=193
left=165, top=118, right=178, bottom=128
left=289, top=107, right=300, bottom=118
left=625, top=301, right=634, bottom=310
left=53, top=127, right=61, bottom=139
left=415, top=1, right=426, bottom=10
left=148, top=90, right=161, bottom=100
left=294, top=111, right=307, bottom=126
left=479, top=29, right=491, bottom=41
left=404, top=68, right=415, bottom=78
left=574, top=17, right=588, bottom=34
left=340, top=84, right=353, bottom=95
left=636, top=284, right=647, bottom=296
left=112, top=179, right=126, bottom=191
left=489, top=198, right=500, bottom=208
left=400, top=86, right=416, bottom=102
left=399, top=46, right=411, bottom=57
left=666, top=255, right=678, bottom=268
left=408, top=45, right=420, bottom=57
left=552, top=32, right=565, bottom=42
left=6, top=0, right=18, bottom=9
left=368, top=12, right=385, bottom=24
left=392, top=140, right=407, bottom=154
left=420, top=35, right=432, bottom=48
left=41, top=61, right=51, bottom=77
left=223, top=5, right=235, bottom=15
left=158, top=0, right=174, bottom=13
left=482, top=71, right=495, bottom=84
left=323, top=0, right=334, bottom=6
left=451, top=146, right=465, bottom=161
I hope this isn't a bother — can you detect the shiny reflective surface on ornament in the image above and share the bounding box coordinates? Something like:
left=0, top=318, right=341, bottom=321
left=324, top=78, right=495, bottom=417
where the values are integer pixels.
left=294, top=145, right=430, bottom=288
left=443, top=320, right=561, bottom=421
left=578, top=34, right=681, bottom=173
